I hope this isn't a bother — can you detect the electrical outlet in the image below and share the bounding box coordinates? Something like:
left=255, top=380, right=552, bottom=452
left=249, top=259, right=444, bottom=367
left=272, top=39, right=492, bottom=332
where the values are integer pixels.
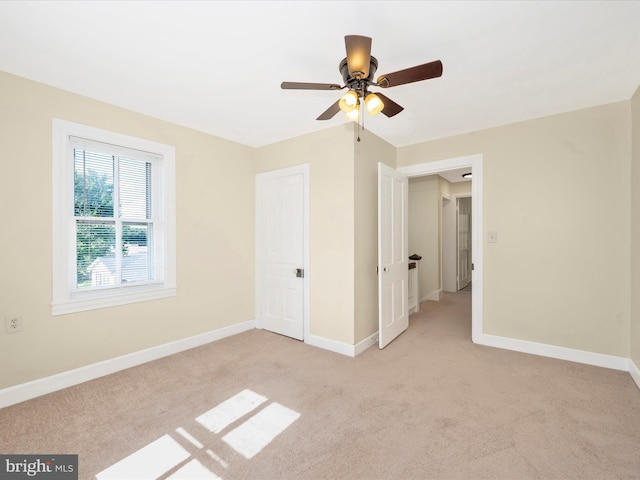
left=5, top=315, right=23, bottom=333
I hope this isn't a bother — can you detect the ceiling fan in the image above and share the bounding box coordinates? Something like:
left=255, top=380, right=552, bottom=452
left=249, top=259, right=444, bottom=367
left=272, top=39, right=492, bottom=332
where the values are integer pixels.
left=281, top=35, right=443, bottom=122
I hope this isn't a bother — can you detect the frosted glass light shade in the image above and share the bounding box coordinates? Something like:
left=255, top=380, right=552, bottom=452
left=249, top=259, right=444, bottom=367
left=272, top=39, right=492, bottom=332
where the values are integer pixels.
left=345, top=108, right=360, bottom=122
left=339, top=90, right=359, bottom=113
left=365, top=93, right=384, bottom=115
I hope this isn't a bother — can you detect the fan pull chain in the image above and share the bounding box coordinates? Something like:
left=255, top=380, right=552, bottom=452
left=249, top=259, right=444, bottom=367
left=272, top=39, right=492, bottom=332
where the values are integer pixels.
left=357, top=101, right=363, bottom=142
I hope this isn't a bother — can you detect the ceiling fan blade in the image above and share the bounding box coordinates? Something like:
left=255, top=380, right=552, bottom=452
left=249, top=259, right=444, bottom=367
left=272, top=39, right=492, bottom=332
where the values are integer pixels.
left=375, top=92, right=404, bottom=117
left=345, top=35, right=372, bottom=79
left=281, top=82, right=342, bottom=90
left=316, top=100, right=341, bottom=121
left=377, top=60, right=443, bottom=88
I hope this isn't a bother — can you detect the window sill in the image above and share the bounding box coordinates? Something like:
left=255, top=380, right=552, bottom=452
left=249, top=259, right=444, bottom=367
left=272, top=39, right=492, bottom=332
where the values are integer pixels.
left=52, top=284, right=177, bottom=315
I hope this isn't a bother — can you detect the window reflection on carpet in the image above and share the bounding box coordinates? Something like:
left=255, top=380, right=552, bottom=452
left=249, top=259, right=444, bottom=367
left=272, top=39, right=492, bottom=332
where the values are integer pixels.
left=95, top=389, right=300, bottom=479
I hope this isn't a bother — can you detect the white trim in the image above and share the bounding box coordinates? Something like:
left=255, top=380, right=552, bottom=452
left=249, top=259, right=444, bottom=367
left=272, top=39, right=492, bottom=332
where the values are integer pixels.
left=3, top=323, right=634, bottom=409
left=453, top=192, right=473, bottom=199
left=255, top=164, right=310, bottom=340
left=52, top=286, right=177, bottom=315
left=305, top=334, right=357, bottom=357
left=629, top=359, right=640, bottom=390
left=478, top=334, right=629, bottom=371
left=51, top=118, right=177, bottom=315
left=303, top=332, right=378, bottom=358
left=354, top=332, right=379, bottom=356
left=422, top=289, right=442, bottom=302
left=399, top=154, right=481, bottom=177
left=0, top=320, right=256, bottom=409
left=398, top=153, right=484, bottom=344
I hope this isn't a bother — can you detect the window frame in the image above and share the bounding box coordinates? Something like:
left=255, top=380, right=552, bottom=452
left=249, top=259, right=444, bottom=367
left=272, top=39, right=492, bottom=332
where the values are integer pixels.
left=52, top=119, right=176, bottom=315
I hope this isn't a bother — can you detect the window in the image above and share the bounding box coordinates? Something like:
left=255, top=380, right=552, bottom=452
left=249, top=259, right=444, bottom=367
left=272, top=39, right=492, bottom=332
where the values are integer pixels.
left=52, top=119, right=176, bottom=315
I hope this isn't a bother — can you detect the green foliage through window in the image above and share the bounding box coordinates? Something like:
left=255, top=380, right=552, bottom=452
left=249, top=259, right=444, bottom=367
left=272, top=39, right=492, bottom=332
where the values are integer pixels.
left=74, top=150, right=114, bottom=217
left=73, top=147, right=153, bottom=289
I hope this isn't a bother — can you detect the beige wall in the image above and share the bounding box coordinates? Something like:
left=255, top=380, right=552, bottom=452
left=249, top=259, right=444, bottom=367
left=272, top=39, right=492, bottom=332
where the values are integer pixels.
left=0, top=72, right=255, bottom=389
left=399, top=102, right=632, bottom=357
left=254, top=125, right=395, bottom=345
left=2, top=67, right=637, bottom=392
left=632, top=85, right=640, bottom=368
left=253, top=124, right=356, bottom=343
left=439, top=178, right=472, bottom=198
left=354, top=131, right=396, bottom=342
left=449, top=181, right=473, bottom=197
left=408, top=176, right=440, bottom=300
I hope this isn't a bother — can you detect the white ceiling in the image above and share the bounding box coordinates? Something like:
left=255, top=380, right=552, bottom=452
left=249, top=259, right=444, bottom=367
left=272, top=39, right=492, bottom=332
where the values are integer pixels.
left=1, top=1, right=640, bottom=149
left=437, top=168, right=472, bottom=184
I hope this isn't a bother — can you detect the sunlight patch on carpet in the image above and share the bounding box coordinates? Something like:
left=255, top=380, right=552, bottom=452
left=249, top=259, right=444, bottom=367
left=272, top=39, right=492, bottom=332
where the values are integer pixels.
left=196, top=389, right=267, bottom=434
left=95, top=434, right=190, bottom=479
left=176, top=426, right=204, bottom=449
left=95, top=390, right=300, bottom=479
left=222, top=402, right=301, bottom=459
left=166, top=459, right=222, bottom=479
left=206, top=449, right=229, bottom=469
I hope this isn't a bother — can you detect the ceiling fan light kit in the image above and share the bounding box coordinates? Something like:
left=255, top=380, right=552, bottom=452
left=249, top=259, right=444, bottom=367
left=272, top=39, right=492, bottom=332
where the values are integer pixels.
left=281, top=34, right=443, bottom=125
left=338, top=90, right=359, bottom=113
left=364, top=93, right=384, bottom=116
left=345, top=107, right=360, bottom=122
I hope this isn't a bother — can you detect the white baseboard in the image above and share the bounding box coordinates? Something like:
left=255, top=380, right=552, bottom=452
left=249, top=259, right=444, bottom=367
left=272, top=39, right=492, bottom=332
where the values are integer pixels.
left=354, top=332, right=638, bottom=385
left=478, top=334, right=630, bottom=371
left=422, top=289, right=442, bottom=303
left=305, top=331, right=378, bottom=358
left=0, top=320, right=256, bottom=409
left=629, top=359, right=640, bottom=390
left=3, top=323, right=635, bottom=409
left=354, top=332, right=378, bottom=356
left=305, top=334, right=357, bottom=357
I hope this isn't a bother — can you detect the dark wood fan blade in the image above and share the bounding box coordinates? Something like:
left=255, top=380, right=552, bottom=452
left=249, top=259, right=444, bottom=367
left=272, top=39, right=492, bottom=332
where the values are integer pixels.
left=345, top=35, right=372, bottom=79
left=281, top=82, right=342, bottom=90
left=316, top=100, right=341, bottom=120
left=377, top=60, right=443, bottom=88
left=375, top=92, right=404, bottom=117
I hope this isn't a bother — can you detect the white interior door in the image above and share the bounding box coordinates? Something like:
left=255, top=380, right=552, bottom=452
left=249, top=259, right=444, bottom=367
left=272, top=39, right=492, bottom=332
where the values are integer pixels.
left=256, top=166, right=306, bottom=340
left=378, top=162, right=409, bottom=349
left=457, top=196, right=472, bottom=290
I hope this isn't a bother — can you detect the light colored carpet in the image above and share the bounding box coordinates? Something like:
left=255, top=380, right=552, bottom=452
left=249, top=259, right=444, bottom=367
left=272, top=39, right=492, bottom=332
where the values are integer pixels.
left=1, top=292, right=639, bottom=480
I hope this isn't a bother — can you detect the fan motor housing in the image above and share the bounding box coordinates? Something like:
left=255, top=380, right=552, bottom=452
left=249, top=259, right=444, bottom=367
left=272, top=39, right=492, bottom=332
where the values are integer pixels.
left=339, top=56, right=378, bottom=92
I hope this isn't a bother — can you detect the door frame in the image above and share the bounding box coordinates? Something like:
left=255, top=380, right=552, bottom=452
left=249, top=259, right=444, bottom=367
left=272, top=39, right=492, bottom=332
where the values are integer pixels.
left=255, top=164, right=310, bottom=341
left=398, top=154, right=483, bottom=344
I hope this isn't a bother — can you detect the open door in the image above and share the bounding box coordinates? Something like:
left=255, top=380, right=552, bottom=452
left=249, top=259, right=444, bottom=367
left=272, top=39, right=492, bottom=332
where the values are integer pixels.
left=378, top=162, right=409, bottom=348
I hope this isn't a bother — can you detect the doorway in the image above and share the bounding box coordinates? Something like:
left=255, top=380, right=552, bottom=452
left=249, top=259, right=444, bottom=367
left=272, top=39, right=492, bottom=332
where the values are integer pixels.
left=398, top=154, right=483, bottom=344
